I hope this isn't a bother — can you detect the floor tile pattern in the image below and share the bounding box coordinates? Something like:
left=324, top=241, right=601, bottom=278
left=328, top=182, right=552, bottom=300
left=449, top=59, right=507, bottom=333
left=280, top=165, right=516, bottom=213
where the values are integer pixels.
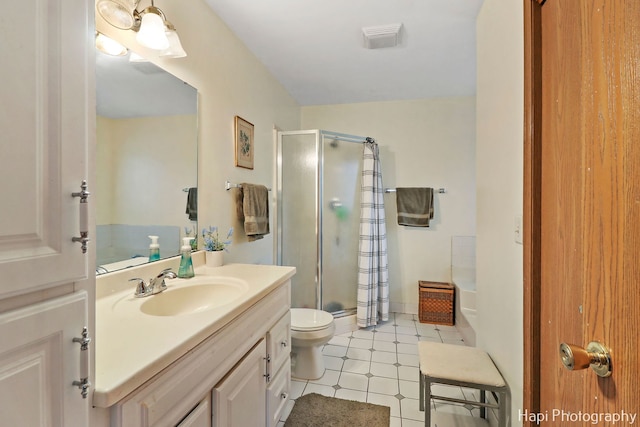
left=278, top=313, right=490, bottom=427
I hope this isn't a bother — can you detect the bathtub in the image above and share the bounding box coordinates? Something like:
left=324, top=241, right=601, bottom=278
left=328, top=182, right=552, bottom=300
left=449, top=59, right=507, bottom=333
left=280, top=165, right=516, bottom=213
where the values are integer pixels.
left=452, top=267, right=476, bottom=346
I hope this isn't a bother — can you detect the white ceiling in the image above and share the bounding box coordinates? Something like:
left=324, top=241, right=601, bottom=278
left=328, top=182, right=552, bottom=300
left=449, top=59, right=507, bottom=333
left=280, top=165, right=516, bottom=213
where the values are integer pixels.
left=204, top=0, right=484, bottom=106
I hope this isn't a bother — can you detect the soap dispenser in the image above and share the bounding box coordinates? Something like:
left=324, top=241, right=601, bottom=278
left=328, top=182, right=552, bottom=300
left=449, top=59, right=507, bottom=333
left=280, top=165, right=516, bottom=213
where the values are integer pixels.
left=148, top=235, right=160, bottom=261
left=177, top=237, right=195, bottom=278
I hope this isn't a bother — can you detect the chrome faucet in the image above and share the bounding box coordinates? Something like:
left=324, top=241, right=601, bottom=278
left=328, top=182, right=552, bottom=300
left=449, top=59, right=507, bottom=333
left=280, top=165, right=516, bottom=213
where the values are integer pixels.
left=130, top=268, right=177, bottom=298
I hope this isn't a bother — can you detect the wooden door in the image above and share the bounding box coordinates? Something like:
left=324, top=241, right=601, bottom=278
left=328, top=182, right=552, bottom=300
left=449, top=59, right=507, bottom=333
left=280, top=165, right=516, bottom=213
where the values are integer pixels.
left=525, top=0, right=640, bottom=423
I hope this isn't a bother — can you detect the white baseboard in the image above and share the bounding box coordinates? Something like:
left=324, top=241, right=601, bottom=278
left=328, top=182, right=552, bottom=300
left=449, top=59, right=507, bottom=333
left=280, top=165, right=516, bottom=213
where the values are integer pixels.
left=390, top=302, right=418, bottom=315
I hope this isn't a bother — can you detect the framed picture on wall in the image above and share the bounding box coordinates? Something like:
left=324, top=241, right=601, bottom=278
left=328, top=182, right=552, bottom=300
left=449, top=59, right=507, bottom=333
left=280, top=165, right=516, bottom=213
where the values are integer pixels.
left=234, top=116, right=254, bottom=169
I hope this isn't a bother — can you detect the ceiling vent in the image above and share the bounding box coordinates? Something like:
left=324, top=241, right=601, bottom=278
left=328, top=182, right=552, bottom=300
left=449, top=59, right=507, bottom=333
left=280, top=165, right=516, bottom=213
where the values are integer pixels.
left=362, top=23, right=403, bottom=49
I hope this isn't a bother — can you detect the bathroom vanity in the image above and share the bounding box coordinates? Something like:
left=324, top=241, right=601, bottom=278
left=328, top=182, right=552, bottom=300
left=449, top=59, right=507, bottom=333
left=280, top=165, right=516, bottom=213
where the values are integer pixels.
left=91, top=256, right=295, bottom=427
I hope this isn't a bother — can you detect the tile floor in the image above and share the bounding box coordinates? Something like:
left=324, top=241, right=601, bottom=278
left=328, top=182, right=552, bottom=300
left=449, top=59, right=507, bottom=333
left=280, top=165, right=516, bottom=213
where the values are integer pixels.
left=278, top=312, right=490, bottom=427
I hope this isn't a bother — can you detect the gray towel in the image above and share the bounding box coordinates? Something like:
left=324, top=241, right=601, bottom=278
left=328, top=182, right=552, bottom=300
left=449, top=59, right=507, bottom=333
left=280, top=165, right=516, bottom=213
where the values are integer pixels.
left=396, top=187, right=434, bottom=227
left=185, top=187, right=197, bottom=221
left=236, top=183, right=270, bottom=241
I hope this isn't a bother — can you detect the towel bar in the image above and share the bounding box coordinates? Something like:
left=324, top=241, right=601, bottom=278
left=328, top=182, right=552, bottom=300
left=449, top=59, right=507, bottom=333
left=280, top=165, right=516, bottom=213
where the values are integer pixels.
left=385, top=187, right=446, bottom=194
left=225, top=180, right=272, bottom=191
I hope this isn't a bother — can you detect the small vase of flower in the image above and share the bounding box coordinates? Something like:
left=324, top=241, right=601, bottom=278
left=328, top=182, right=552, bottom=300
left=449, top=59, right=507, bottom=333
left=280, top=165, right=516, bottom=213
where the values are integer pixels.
left=202, top=226, right=233, bottom=267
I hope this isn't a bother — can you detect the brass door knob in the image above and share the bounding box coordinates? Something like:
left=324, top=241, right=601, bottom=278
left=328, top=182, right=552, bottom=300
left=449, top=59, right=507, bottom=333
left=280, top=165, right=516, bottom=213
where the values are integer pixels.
left=559, top=341, right=612, bottom=377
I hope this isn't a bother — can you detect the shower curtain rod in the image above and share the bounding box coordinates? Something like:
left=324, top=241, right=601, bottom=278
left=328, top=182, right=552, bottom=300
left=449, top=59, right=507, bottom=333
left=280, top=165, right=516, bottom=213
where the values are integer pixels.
left=319, top=130, right=371, bottom=143
left=277, top=129, right=371, bottom=144
left=385, top=187, right=446, bottom=194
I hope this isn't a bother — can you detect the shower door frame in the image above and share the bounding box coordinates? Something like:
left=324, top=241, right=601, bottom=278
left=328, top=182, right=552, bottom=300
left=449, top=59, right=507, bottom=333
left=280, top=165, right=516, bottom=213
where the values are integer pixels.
left=276, top=129, right=367, bottom=313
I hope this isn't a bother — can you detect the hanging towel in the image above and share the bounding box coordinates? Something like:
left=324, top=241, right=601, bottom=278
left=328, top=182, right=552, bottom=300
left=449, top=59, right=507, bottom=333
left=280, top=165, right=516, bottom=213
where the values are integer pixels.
left=237, top=183, right=270, bottom=241
left=395, top=187, right=434, bottom=227
left=185, top=187, right=198, bottom=221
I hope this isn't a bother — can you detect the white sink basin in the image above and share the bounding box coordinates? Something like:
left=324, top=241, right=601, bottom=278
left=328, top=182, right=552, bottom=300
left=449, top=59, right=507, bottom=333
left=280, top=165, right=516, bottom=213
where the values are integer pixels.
left=114, top=277, right=249, bottom=317
left=141, top=284, right=244, bottom=316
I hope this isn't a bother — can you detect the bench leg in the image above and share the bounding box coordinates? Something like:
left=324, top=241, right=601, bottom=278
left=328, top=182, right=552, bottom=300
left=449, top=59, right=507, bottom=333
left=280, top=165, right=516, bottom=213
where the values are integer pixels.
left=498, top=391, right=507, bottom=427
left=480, top=389, right=486, bottom=419
left=419, top=373, right=424, bottom=411
left=424, top=377, right=432, bottom=427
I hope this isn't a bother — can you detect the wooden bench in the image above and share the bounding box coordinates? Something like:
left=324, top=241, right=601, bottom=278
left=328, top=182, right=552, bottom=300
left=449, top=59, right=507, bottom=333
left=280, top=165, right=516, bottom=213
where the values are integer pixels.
left=418, top=341, right=509, bottom=427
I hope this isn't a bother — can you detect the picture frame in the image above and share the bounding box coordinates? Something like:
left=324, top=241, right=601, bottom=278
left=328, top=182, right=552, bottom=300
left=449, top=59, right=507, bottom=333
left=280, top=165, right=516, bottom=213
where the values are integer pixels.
left=234, top=116, right=254, bottom=169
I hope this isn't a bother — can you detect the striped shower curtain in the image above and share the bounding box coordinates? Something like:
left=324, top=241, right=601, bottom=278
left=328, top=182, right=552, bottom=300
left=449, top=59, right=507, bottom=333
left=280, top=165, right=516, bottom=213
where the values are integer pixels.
left=357, top=139, right=389, bottom=328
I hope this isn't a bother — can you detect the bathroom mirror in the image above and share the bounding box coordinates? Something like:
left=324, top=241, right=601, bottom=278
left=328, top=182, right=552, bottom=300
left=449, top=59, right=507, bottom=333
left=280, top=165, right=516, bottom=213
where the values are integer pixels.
left=95, top=51, right=198, bottom=274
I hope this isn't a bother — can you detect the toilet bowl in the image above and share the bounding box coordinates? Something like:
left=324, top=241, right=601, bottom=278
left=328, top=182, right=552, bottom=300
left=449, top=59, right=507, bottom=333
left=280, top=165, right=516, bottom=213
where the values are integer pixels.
left=290, top=308, right=335, bottom=380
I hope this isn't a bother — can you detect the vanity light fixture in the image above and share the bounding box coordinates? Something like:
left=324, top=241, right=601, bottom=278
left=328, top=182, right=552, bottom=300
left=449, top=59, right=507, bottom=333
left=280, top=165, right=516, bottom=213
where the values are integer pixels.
left=136, top=5, right=169, bottom=50
left=160, top=22, right=187, bottom=58
left=95, top=32, right=128, bottom=56
left=96, top=0, right=138, bottom=30
left=97, top=0, right=187, bottom=57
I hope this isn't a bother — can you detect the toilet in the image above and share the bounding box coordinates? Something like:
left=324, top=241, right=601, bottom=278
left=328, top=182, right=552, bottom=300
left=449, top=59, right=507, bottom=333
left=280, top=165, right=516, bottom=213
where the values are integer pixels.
left=290, top=308, right=335, bottom=380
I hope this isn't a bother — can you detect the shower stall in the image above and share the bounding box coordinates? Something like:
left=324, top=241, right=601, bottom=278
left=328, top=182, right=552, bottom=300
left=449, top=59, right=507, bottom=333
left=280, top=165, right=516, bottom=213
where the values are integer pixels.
left=277, top=130, right=368, bottom=316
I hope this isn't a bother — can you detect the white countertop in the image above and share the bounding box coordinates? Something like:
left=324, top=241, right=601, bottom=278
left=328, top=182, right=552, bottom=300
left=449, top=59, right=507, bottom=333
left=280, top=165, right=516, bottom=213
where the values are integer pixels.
left=93, top=259, right=295, bottom=408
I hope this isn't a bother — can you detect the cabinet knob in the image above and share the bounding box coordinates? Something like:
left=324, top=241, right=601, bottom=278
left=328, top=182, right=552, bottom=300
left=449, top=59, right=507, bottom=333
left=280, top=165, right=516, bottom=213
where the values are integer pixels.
left=281, top=392, right=288, bottom=400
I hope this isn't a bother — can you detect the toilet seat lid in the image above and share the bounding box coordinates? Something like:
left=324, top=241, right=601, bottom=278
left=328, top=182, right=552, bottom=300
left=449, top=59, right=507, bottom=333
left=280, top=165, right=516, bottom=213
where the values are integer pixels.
left=291, top=308, right=334, bottom=331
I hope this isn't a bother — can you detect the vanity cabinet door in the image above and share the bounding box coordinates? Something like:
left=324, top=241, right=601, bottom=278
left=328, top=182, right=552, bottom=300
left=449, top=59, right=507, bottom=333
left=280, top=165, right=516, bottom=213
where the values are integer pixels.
left=176, top=395, right=212, bottom=427
left=0, top=0, right=92, bottom=298
left=266, top=312, right=291, bottom=378
left=213, top=339, right=267, bottom=427
left=266, top=362, right=291, bottom=427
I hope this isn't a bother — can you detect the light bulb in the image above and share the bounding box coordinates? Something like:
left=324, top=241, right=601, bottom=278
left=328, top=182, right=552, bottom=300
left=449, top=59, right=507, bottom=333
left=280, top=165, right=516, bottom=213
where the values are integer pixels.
left=95, top=33, right=128, bottom=56
left=161, top=28, right=187, bottom=58
left=96, top=0, right=136, bottom=30
left=136, top=10, right=169, bottom=50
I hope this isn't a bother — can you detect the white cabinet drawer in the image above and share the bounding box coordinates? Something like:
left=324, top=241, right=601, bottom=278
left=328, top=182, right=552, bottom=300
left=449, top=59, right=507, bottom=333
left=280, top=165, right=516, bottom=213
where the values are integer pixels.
left=266, top=311, right=290, bottom=376
left=266, top=362, right=291, bottom=427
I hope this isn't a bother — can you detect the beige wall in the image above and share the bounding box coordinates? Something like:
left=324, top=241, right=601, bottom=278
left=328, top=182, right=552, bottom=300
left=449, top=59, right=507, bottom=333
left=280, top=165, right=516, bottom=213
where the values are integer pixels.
left=301, top=97, right=476, bottom=312
left=96, top=116, right=115, bottom=226
left=476, top=0, right=524, bottom=423
left=96, top=115, right=196, bottom=229
left=96, top=0, right=301, bottom=265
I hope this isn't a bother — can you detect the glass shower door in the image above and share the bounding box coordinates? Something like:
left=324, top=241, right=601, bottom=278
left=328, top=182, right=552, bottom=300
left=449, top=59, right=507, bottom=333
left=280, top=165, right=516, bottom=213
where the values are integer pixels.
left=278, top=130, right=365, bottom=315
left=279, top=132, right=318, bottom=308
left=320, top=135, right=362, bottom=314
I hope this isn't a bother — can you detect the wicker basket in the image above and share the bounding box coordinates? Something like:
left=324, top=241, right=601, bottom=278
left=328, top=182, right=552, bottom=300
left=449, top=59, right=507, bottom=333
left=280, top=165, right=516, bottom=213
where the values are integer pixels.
left=418, top=281, right=454, bottom=325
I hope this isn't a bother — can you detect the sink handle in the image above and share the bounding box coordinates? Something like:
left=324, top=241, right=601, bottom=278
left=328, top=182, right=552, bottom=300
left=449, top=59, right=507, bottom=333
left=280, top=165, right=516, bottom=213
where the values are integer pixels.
left=156, top=268, right=177, bottom=279
left=129, top=278, right=148, bottom=297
